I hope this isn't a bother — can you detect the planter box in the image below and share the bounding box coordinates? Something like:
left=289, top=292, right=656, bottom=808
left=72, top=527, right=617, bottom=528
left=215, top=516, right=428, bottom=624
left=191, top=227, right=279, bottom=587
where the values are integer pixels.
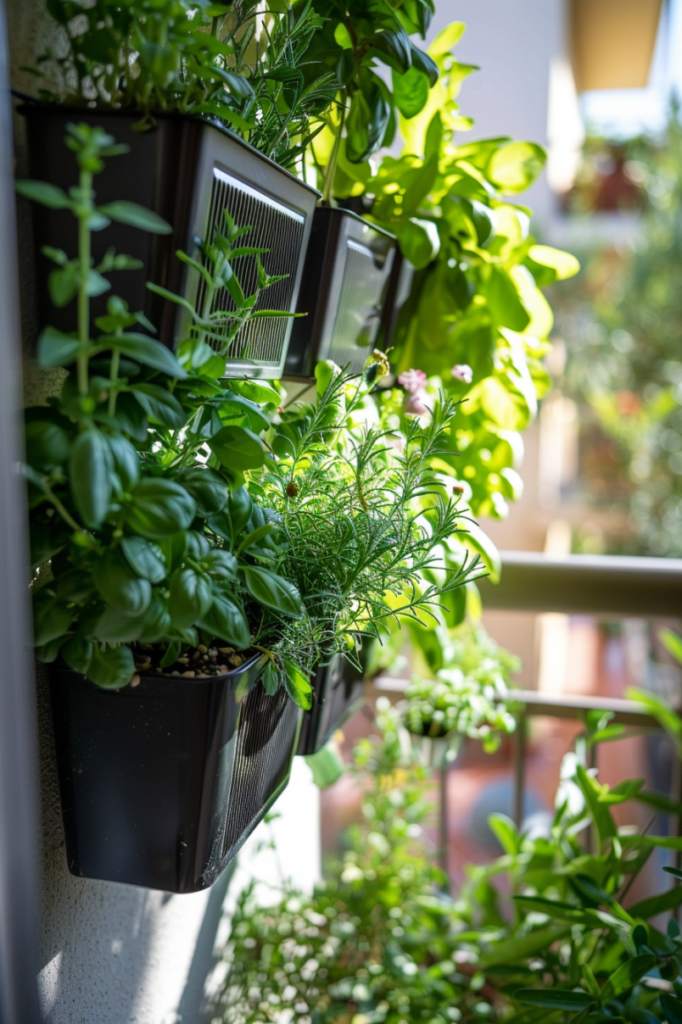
left=50, top=653, right=302, bottom=892
left=20, top=105, right=319, bottom=378
left=297, top=655, right=364, bottom=756
left=285, top=208, right=397, bottom=380
left=380, top=249, right=415, bottom=352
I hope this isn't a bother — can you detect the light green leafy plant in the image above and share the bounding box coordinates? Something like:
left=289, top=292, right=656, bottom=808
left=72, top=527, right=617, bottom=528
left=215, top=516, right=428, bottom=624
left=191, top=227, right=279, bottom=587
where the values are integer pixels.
left=318, top=21, right=579, bottom=521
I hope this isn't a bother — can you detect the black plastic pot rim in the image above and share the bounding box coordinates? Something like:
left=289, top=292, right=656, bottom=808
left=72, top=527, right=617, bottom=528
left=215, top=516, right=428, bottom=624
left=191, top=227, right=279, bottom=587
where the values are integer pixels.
left=15, top=95, right=321, bottom=200
left=315, top=202, right=397, bottom=242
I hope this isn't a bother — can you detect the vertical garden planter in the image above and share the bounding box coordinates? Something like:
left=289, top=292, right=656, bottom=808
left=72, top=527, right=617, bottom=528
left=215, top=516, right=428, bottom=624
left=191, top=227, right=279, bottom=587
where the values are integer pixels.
left=50, top=653, right=302, bottom=892
left=284, top=208, right=397, bottom=380
left=380, top=249, right=415, bottom=352
left=297, top=655, right=364, bottom=756
left=20, top=105, right=319, bottom=378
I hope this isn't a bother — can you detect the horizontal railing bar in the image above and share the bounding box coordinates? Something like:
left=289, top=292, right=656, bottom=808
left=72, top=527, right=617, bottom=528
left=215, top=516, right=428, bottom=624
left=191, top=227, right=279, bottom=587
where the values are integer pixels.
left=506, top=689, right=665, bottom=727
left=372, top=677, right=668, bottom=728
left=477, top=551, right=682, bottom=617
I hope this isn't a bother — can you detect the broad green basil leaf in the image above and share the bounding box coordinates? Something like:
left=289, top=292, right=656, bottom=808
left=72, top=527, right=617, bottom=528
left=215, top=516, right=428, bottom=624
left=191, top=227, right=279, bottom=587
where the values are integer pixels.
left=661, top=992, right=682, bottom=1024
left=98, top=201, right=172, bottom=234
left=160, top=640, right=181, bottom=669
left=48, top=264, right=78, bottom=307
left=282, top=659, right=312, bottom=710
left=94, top=605, right=144, bottom=643
left=121, top=536, right=167, bottom=583
left=228, top=487, right=253, bottom=538
left=33, top=589, right=73, bottom=647
left=35, top=635, right=67, bottom=663
left=168, top=568, right=212, bottom=628
left=395, top=218, right=440, bottom=270
left=241, top=566, right=303, bottom=618
left=69, top=428, right=113, bottom=528
left=208, top=424, right=267, bottom=471
left=106, top=433, right=140, bottom=491
left=178, top=468, right=229, bottom=516
left=99, top=333, right=187, bottom=379
left=138, top=592, right=172, bottom=643
left=112, top=392, right=149, bottom=442
left=61, top=632, right=94, bottom=675
left=86, top=643, right=135, bottom=689
left=127, top=478, right=196, bottom=538
left=203, top=549, right=238, bottom=580
left=196, top=593, right=250, bottom=649
left=185, top=530, right=210, bottom=558
left=133, top=384, right=187, bottom=429
left=55, top=568, right=94, bottom=602
left=94, top=549, right=152, bottom=614
left=219, top=394, right=271, bottom=432
left=36, top=326, right=84, bottom=369
left=25, top=420, right=70, bottom=470
left=409, top=42, right=439, bottom=86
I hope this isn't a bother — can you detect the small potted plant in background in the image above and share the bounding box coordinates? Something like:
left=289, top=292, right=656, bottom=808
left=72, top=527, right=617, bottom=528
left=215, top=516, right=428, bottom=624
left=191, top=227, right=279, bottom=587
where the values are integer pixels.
left=19, top=0, right=326, bottom=375
left=401, top=621, right=518, bottom=766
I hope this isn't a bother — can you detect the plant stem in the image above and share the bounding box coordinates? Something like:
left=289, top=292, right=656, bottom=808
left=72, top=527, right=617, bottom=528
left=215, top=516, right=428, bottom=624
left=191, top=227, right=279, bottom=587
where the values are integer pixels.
left=108, top=346, right=121, bottom=416
left=322, top=99, right=346, bottom=207
left=77, top=167, right=93, bottom=398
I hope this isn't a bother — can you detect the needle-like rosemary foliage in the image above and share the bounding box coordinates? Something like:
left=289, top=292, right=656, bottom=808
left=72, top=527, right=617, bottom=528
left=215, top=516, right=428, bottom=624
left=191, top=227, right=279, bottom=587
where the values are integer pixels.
left=250, top=370, right=483, bottom=674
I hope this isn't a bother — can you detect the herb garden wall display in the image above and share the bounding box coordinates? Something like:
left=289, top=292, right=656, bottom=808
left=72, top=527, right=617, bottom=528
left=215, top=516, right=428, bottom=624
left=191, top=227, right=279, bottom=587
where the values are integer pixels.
left=18, top=0, right=576, bottom=891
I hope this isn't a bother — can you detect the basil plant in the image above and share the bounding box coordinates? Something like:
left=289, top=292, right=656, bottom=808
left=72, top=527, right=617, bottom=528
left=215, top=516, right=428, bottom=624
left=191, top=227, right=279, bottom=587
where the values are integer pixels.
left=21, top=123, right=310, bottom=699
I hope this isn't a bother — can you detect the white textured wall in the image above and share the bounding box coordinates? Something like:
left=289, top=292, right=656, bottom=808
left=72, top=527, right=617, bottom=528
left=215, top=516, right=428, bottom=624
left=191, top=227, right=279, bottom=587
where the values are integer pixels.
left=426, top=0, right=567, bottom=225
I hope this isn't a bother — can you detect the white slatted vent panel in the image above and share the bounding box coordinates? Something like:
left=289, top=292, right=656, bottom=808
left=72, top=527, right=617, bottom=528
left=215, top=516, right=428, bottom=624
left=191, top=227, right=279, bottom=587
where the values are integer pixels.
left=194, top=167, right=305, bottom=373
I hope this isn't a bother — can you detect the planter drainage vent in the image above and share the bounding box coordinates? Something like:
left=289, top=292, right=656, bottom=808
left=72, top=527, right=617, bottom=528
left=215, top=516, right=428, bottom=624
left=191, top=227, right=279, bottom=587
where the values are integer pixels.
left=195, top=168, right=306, bottom=372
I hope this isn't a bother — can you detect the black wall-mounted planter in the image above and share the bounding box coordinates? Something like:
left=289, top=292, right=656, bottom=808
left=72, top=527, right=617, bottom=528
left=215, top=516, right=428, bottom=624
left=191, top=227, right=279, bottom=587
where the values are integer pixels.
left=297, top=655, right=364, bottom=756
left=20, top=105, right=319, bottom=378
left=284, top=208, right=397, bottom=380
left=380, top=249, right=415, bottom=352
left=50, top=653, right=302, bottom=892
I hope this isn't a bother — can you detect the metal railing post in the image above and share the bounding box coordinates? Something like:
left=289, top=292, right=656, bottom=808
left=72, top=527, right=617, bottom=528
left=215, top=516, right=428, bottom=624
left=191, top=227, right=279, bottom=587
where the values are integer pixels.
left=513, top=710, right=526, bottom=830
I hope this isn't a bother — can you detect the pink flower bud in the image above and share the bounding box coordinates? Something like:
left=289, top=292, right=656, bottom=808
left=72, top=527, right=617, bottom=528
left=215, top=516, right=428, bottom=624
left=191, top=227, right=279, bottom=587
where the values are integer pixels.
left=404, top=391, right=430, bottom=416
left=397, top=368, right=427, bottom=395
left=451, top=364, right=473, bottom=384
